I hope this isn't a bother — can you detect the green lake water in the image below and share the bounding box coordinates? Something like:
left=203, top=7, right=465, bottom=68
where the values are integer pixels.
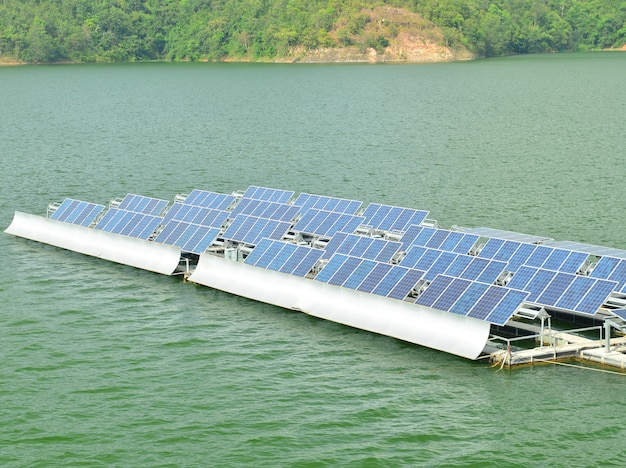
left=1, top=53, right=626, bottom=466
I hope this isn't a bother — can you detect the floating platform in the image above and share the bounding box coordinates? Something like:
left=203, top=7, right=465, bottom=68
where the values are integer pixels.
left=6, top=186, right=626, bottom=371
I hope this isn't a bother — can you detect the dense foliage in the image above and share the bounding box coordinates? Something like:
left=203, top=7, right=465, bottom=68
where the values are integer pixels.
left=0, top=0, right=624, bottom=63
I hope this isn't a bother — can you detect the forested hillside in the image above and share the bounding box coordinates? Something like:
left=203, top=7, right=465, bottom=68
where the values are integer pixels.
left=0, top=0, right=624, bottom=63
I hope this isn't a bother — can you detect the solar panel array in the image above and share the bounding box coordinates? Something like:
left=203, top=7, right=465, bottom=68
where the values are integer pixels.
left=321, top=232, right=402, bottom=263
left=244, top=238, right=325, bottom=277
left=163, top=204, right=229, bottom=228
left=507, top=265, right=617, bottom=315
left=50, top=198, right=105, bottom=227
left=231, top=198, right=300, bottom=222
left=243, top=186, right=294, bottom=204
left=184, top=189, right=235, bottom=210
left=400, top=225, right=480, bottom=255
left=118, top=194, right=169, bottom=216
left=400, top=246, right=507, bottom=283
left=222, top=214, right=291, bottom=245
left=314, top=253, right=425, bottom=301
left=415, top=275, right=530, bottom=326
left=293, top=193, right=362, bottom=215
left=94, top=208, right=163, bottom=240
left=292, top=209, right=365, bottom=237
left=589, top=256, right=626, bottom=293
left=153, top=222, right=221, bottom=254
left=477, top=238, right=588, bottom=274
left=361, top=203, right=429, bottom=232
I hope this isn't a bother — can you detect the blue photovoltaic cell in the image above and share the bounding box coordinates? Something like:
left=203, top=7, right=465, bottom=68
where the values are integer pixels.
left=554, top=276, right=596, bottom=311
left=222, top=214, right=290, bottom=245
left=525, top=245, right=553, bottom=268
left=343, top=260, right=378, bottom=290
left=432, top=278, right=472, bottom=311
left=386, top=269, right=424, bottom=300
left=291, top=249, right=324, bottom=277
left=399, top=225, right=424, bottom=250
left=399, top=246, right=428, bottom=268
left=612, top=309, right=626, bottom=321
left=243, top=186, right=295, bottom=204
left=460, top=257, right=491, bottom=281
left=254, top=242, right=285, bottom=268
left=374, top=241, right=402, bottom=263
left=486, top=289, right=529, bottom=326
left=413, top=249, right=444, bottom=272
left=590, top=256, right=621, bottom=279
left=478, top=238, right=506, bottom=259
left=153, top=221, right=219, bottom=253
left=507, top=265, right=538, bottom=290
left=51, top=198, right=105, bottom=227
left=164, top=204, right=229, bottom=228
left=361, top=203, right=429, bottom=232
left=506, top=243, right=537, bottom=272
left=449, top=282, right=490, bottom=316
left=542, top=249, right=570, bottom=270
left=560, top=251, right=588, bottom=274
left=267, top=243, right=299, bottom=271
left=452, top=234, right=479, bottom=254
left=444, top=255, right=473, bottom=277
left=292, top=209, right=365, bottom=237
left=321, top=232, right=349, bottom=259
left=493, top=241, right=521, bottom=262
left=372, top=266, right=410, bottom=297
left=184, top=227, right=221, bottom=254
left=439, top=231, right=464, bottom=252
left=243, top=238, right=274, bottom=266
left=424, top=251, right=457, bottom=281
left=607, top=260, right=626, bottom=291
left=231, top=198, right=300, bottom=222
left=536, top=273, right=576, bottom=306
left=476, top=260, right=506, bottom=284
left=524, top=269, right=558, bottom=302
left=410, top=227, right=437, bottom=248
left=315, top=254, right=349, bottom=283
left=349, top=237, right=374, bottom=257
left=293, top=193, right=362, bottom=215
left=424, top=230, right=451, bottom=249
left=467, top=286, right=508, bottom=320
left=415, top=275, right=456, bottom=308
left=118, top=194, right=168, bottom=216
left=94, top=208, right=163, bottom=239
left=356, top=263, right=393, bottom=293
left=575, top=279, right=618, bottom=314
left=184, top=190, right=235, bottom=210
left=327, top=256, right=364, bottom=286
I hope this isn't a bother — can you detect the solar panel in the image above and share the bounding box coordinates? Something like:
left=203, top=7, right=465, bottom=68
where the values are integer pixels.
left=611, top=309, right=626, bottom=321
left=292, top=209, right=365, bottom=237
left=50, top=198, right=105, bottom=227
left=460, top=257, right=491, bottom=281
left=456, top=226, right=552, bottom=244
left=559, top=251, right=588, bottom=274
left=507, top=265, right=539, bottom=290
left=231, top=198, right=300, bottom=222
left=184, top=189, right=235, bottom=210
left=506, top=243, right=537, bottom=273
left=153, top=221, right=219, bottom=254
left=356, top=263, right=393, bottom=293
left=222, top=214, right=291, bottom=245
left=476, top=260, right=507, bottom=284
left=589, top=256, right=621, bottom=279
left=400, top=245, right=428, bottom=268
left=492, top=241, right=522, bottom=262
left=432, top=278, right=472, bottom=311
left=452, top=234, right=480, bottom=254
left=399, top=224, right=424, bottom=251
left=361, top=203, right=429, bottom=232
left=548, top=240, right=626, bottom=260
left=439, top=231, right=465, bottom=252
left=383, top=268, right=425, bottom=300
left=444, top=254, right=473, bottom=277
left=449, top=282, right=490, bottom=316
left=536, top=273, right=576, bottom=305
left=485, top=289, right=530, bottom=326
left=478, top=238, right=506, bottom=259
left=293, top=193, right=362, bottom=214
left=314, top=254, right=349, bottom=284
left=247, top=239, right=325, bottom=277
left=423, top=251, right=457, bottom=281
left=118, top=194, right=168, bottom=216
left=467, top=286, right=508, bottom=321
left=414, top=275, right=456, bottom=308
left=524, top=269, right=558, bottom=302
left=608, top=260, right=626, bottom=291
left=243, top=238, right=274, bottom=266
left=576, top=280, right=617, bottom=314
left=243, top=186, right=295, bottom=203
left=542, top=248, right=571, bottom=270
left=94, top=208, right=163, bottom=239
left=342, top=259, right=378, bottom=290
left=163, top=204, right=229, bottom=228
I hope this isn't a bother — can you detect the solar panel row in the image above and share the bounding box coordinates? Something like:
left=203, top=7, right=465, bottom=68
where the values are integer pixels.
left=243, top=186, right=295, bottom=204
left=590, top=256, right=626, bottom=293
left=314, top=253, right=425, bottom=301
left=50, top=198, right=105, bottom=227
left=293, top=193, right=362, bottom=215
left=163, top=204, right=229, bottom=228
left=415, top=274, right=529, bottom=326
left=292, top=209, right=365, bottom=237
left=184, top=189, right=235, bottom=210
left=94, top=208, right=163, bottom=240
left=400, top=246, right=507, bottom=284
left=243, top=238, right=325, bottom=277
left=118, top=194, right=169, bottom=216
left=222, top=214, right=291, bottom=245
left=231, top=198, right=300, bottom=222
left=321, top=232, right=402, bottom=263
left=153, top=221, right=220, bottom=254
left=360, top=203, right=429, bottom=232
left=400, top=225, right=480, bottom=255
left=507, top=265, right=617, bottom=315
